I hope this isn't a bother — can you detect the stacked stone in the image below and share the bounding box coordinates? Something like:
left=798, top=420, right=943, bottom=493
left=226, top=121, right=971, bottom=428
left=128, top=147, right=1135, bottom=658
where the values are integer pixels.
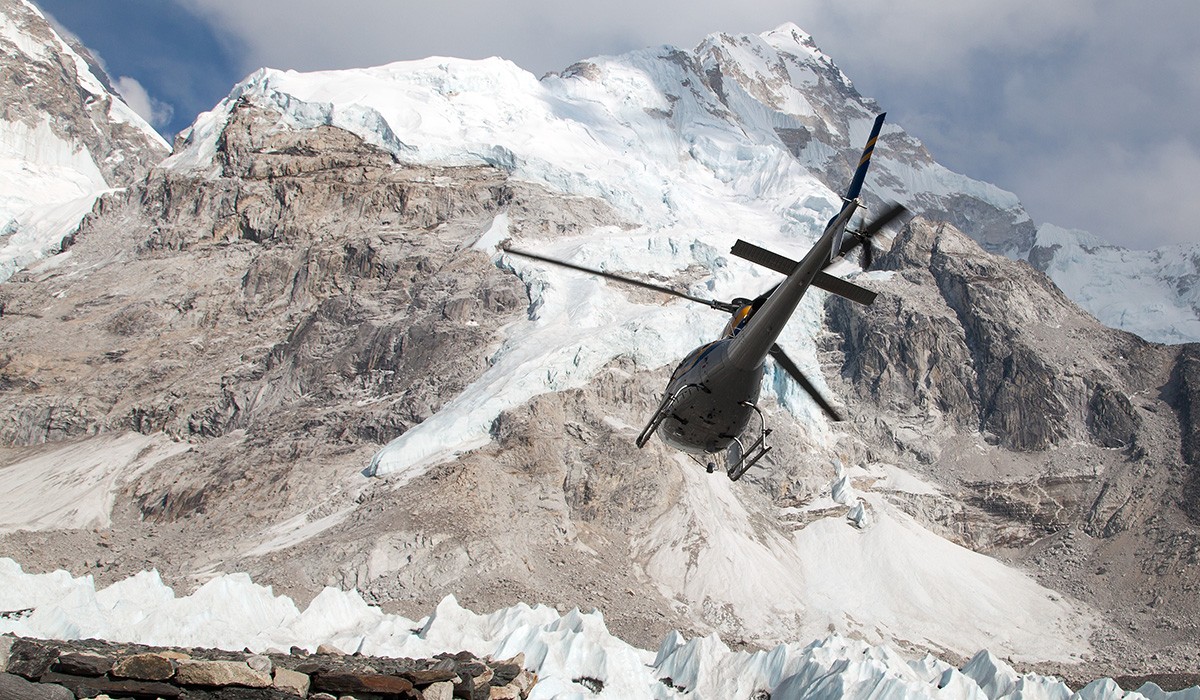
left=0, top=635, right=535, bottom=699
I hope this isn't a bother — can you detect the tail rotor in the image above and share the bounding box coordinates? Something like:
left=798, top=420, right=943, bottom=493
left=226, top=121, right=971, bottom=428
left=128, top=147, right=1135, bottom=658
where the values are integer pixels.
left=839, top=202, right=908, bottom=270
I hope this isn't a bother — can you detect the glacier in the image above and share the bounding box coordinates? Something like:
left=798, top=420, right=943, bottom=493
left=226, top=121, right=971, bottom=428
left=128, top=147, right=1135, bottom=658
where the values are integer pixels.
left=1024, top=224, right=1200, bottom=345
left=0, top=117, right=110, bottom=282
left=0, top=558, right=1187, bottom=700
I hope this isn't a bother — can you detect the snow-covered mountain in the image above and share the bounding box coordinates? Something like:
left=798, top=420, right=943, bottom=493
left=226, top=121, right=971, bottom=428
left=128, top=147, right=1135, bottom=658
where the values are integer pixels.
left=0, top=0, right=168, bottom=282
left=1023, top=224, right=1200, bottom=344
left=0, top=12, right=1198, bottom=699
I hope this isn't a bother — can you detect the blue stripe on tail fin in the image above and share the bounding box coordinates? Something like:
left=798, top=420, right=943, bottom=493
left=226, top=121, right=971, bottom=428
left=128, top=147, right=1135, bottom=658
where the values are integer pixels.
left=845, top=112, right=886, bottom=201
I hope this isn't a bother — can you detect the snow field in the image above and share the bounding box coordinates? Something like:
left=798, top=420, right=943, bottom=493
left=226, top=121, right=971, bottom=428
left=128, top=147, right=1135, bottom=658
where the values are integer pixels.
left=0, top=558, right=1186, bottom=700
left=1029, top=224, right=1200, bottom=344
left=638, top=458, right=1095, bottom=664
left=0, top=433, right=191, bottom=534
left=0, top=117, right=112, bottom=281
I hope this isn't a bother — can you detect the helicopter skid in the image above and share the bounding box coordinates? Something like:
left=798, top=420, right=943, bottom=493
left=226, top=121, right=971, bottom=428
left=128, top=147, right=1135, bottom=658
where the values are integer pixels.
left=726, top=401, right=772, bottom=481
left=636, top=382, right=704, bottom=449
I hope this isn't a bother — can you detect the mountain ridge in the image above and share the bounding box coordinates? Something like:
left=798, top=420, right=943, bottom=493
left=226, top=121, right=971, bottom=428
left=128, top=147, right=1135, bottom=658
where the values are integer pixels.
left=0, top=0, right=168, bottom=282
left=1, top=9, right=1198, bottom=688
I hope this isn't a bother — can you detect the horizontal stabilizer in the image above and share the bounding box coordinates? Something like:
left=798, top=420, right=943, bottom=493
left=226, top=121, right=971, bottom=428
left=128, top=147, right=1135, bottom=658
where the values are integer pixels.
left=730, top=238, right=795, bottom=276
left=730, top=239, right=877, bottom=305
left=814, top=271, right=877, bottom=305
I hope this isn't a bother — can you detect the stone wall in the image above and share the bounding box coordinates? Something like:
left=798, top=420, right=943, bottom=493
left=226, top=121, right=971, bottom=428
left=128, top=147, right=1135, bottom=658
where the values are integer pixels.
left=0, top=635, right=534, bottom=700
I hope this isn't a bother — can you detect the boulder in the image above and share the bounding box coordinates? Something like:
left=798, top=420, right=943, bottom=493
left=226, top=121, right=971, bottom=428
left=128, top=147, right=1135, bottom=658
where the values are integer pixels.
left=51, top=651, right=113, bottom=677
left=38, top=671, right=180, bottom=699
left=176, top=659, right=272, bottom=688
left=0, top=637, right=12, bottom=673
left=112, top=652, right=175, bottom=680
left=0, top=673, right=73, bottom=700
left=272, top=666, right=310, bottom=697
left=5, top=638, right=57, bottom=680
left=312, top=670, right=414, bottom=695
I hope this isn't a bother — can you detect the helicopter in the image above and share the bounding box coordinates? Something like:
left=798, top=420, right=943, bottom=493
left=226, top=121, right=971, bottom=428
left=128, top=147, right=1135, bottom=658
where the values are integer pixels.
left=504, top=112, right=906, bottom=481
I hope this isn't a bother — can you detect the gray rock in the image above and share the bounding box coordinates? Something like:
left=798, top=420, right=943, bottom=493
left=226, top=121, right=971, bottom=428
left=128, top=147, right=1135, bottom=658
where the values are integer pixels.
left=0, top=673, right=73, bottom=700
left=0, top=637, right=11, bottom=673
left=246, top=654, right=273, bottom=675
left=272, top=666, right=310, bottom=697
left=1175, top=344, right=1200, bottom=521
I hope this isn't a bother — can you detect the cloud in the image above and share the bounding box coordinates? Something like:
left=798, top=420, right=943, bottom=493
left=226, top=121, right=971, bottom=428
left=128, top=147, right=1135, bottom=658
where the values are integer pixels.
left=1018, top=138, right=1200, bottom=249
left=176, top=0, right=801, bottom=76
left=113, top=75, right=175, bottom=129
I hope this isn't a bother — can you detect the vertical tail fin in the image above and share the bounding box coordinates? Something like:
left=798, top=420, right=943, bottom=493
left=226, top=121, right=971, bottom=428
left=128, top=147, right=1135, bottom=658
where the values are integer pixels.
left=830, top=112, right=886, bottom=261
left=845, top=112, right=886, bottom=201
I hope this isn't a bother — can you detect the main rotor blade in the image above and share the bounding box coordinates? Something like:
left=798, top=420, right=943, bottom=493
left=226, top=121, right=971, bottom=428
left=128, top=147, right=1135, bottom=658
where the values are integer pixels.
left=859, top=202, right=908, bottom=239
left=503, top=247, right=739, bottom=313
left=768, top=344, right=844, bottom=422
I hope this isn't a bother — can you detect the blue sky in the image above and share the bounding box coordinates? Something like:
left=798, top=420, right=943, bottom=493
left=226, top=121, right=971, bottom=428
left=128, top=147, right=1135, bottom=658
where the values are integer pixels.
left=35, top=0, right=239, bottom=137
left=32, top=0, right=1200, bottom=250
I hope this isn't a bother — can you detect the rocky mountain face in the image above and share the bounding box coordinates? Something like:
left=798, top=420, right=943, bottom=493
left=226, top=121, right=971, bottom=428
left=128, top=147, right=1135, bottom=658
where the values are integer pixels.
left=0, top=0, right=166, bottom=184
left=827, top=219, right=1200, bottom=670
left=1, top=19, right=1199, bottom=683
left=0, top=0, right=168, bottom=280
left=0, top=98, right=699, bottom=649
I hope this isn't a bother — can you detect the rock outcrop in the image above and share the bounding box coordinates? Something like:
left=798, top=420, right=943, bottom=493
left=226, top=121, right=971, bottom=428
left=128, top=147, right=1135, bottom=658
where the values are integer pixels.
left=0, top=0, right=168, bottom=281
left=831, top=219, right=1160, bottom=453
left=0, top=0, right=166, bottom=185
left=827, top=218, right=1200, bottom=664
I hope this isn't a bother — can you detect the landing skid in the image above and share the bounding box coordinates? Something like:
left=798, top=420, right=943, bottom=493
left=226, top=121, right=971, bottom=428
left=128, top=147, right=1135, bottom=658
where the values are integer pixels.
left=725, top=401, right=772, bottom=481
left=636, top=383, right=705, bottom=449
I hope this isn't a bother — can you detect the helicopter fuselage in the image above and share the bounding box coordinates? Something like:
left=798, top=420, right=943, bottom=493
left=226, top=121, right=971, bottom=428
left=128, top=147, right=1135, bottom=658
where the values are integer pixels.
left=646, top=187, right=859, bottom=456
left=508, top=113, right=894, bottom=479
left=657, top=338, right=764, bottom=454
